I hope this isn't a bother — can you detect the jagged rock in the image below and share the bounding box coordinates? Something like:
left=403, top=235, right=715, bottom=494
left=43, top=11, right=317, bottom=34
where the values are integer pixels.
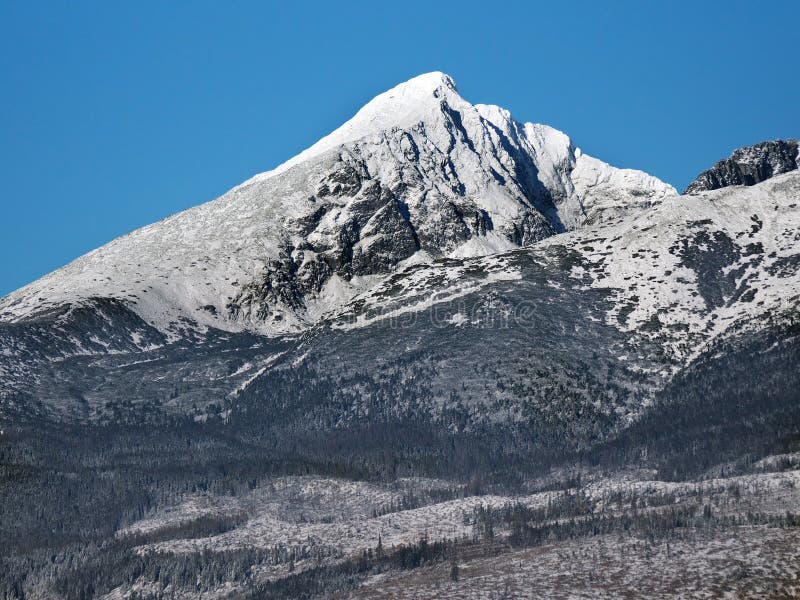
left=684, top=139, right=799, bottom=194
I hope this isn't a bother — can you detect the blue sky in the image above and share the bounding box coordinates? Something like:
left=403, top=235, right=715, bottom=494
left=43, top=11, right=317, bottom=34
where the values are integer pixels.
left=1, top=1, right=798, bottom=297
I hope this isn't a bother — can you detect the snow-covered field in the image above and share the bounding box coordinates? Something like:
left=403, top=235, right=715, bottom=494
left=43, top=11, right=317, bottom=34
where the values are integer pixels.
left=350, top=526, right=800, bottom=599
left=120, top=476, right=552, bottom=557
left=104, top=466, right=800, bottom=598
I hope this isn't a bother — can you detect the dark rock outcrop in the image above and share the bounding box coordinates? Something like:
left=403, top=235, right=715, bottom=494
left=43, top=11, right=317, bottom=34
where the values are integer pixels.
left=684, top=139, right=798, bottom=194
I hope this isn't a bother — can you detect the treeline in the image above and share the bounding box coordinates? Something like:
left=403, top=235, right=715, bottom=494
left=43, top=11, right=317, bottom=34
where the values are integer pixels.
left=244, top=536, right=456, bottom=600
left=116, top=511, right=249, bottom=547
left=478, top=498, right=800, bottom=549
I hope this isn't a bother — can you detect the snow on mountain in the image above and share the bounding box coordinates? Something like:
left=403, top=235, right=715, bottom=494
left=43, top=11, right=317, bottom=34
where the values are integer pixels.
left=556, top=170, right=800, bottom=364
left=0, top=72, right=676, bottom=337
left=318, top=170, right=800, bottom=374
left=472, top=102, right=675, bottom=228
left=251, top=72, right=468, bottom=181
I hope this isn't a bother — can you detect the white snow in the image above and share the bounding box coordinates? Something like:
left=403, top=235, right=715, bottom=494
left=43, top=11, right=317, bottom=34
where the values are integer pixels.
left=248, top=72, right=462, bottom=182
left=108, top=467, right=800, bottom=598
left=555, top=170, right=800, bottom=366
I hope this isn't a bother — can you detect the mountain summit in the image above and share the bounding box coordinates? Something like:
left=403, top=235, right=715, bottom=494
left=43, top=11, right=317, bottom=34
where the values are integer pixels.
left=262, top=71, right=462, bottom=177
left=0, top=72, right=675, bottom=335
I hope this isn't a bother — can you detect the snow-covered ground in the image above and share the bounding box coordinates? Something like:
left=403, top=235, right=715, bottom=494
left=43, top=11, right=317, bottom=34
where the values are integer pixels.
left=351, top=527, right=800, bottom=599
left=565, top=171, right=800, bottom=365
left=322, top=170, right=800, bottom=373
left=106, top=466, right=800, bottom=598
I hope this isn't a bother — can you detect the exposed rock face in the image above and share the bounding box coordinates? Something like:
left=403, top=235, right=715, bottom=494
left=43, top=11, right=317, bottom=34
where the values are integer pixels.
left=684, top=139, right=799, bottom=194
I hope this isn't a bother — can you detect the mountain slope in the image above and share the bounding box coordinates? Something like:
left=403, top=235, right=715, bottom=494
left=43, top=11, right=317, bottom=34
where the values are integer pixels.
left=227, top=170, right=800, bottom=439
left=0, top=69, right=799, bottom=428
left=0, top=72, right=675, bottom=338
left=1, top=72, right=799, bottom=458
left=3, top=169, right=798, bottom=430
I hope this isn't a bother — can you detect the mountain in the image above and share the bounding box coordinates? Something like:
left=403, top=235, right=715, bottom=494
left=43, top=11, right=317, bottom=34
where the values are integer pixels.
left=684, top=138, right=798, bottom=194
left=2, top=69, right=799, bottom=448
left=0, top=72, right=675, bottom=338
left=2, top=74, right=798, bottom=428
left=2, top=73, right=800, bottom=599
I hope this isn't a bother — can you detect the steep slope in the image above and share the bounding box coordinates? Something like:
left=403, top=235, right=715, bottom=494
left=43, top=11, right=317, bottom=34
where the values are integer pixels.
left=0, top=72, right=675, bottom=338
left=2, top=77, right=800, bottom=600
left=684, top=138, right=798, bottom=194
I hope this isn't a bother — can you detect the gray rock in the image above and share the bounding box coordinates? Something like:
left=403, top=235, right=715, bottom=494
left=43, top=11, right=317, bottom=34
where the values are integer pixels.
left=684, top=139, right=799, bottom=194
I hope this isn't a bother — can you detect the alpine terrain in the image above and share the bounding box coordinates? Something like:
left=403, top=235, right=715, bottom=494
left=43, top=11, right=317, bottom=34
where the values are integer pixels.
left=1, top=73, right=800, bottom=599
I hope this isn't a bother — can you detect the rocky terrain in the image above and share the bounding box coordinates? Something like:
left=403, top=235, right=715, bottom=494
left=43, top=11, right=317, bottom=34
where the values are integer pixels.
left=684, top=138, right=798, bottom=194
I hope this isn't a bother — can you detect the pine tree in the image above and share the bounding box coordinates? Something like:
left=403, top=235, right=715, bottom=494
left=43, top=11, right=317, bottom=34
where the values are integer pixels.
left=376, top=535, right=384, bottom=560
left=449, top=559, right=459, bottom=582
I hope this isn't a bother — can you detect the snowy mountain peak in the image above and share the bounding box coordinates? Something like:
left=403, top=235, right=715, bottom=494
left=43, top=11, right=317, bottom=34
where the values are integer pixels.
left=257, top=72, right=464, bottom=180
left=390, top=70, right=458, bottom=94
left=344, top=70, right=461, bottom=120
left=0, top=72, right=677, bottom=336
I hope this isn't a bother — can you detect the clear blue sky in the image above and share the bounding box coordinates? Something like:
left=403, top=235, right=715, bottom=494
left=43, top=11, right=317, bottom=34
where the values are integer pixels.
left=1, top=1, right=798, bottom=297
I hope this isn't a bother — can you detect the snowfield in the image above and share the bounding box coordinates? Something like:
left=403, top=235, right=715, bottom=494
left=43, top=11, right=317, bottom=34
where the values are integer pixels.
left=351, top=527, right=800, bottom=599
